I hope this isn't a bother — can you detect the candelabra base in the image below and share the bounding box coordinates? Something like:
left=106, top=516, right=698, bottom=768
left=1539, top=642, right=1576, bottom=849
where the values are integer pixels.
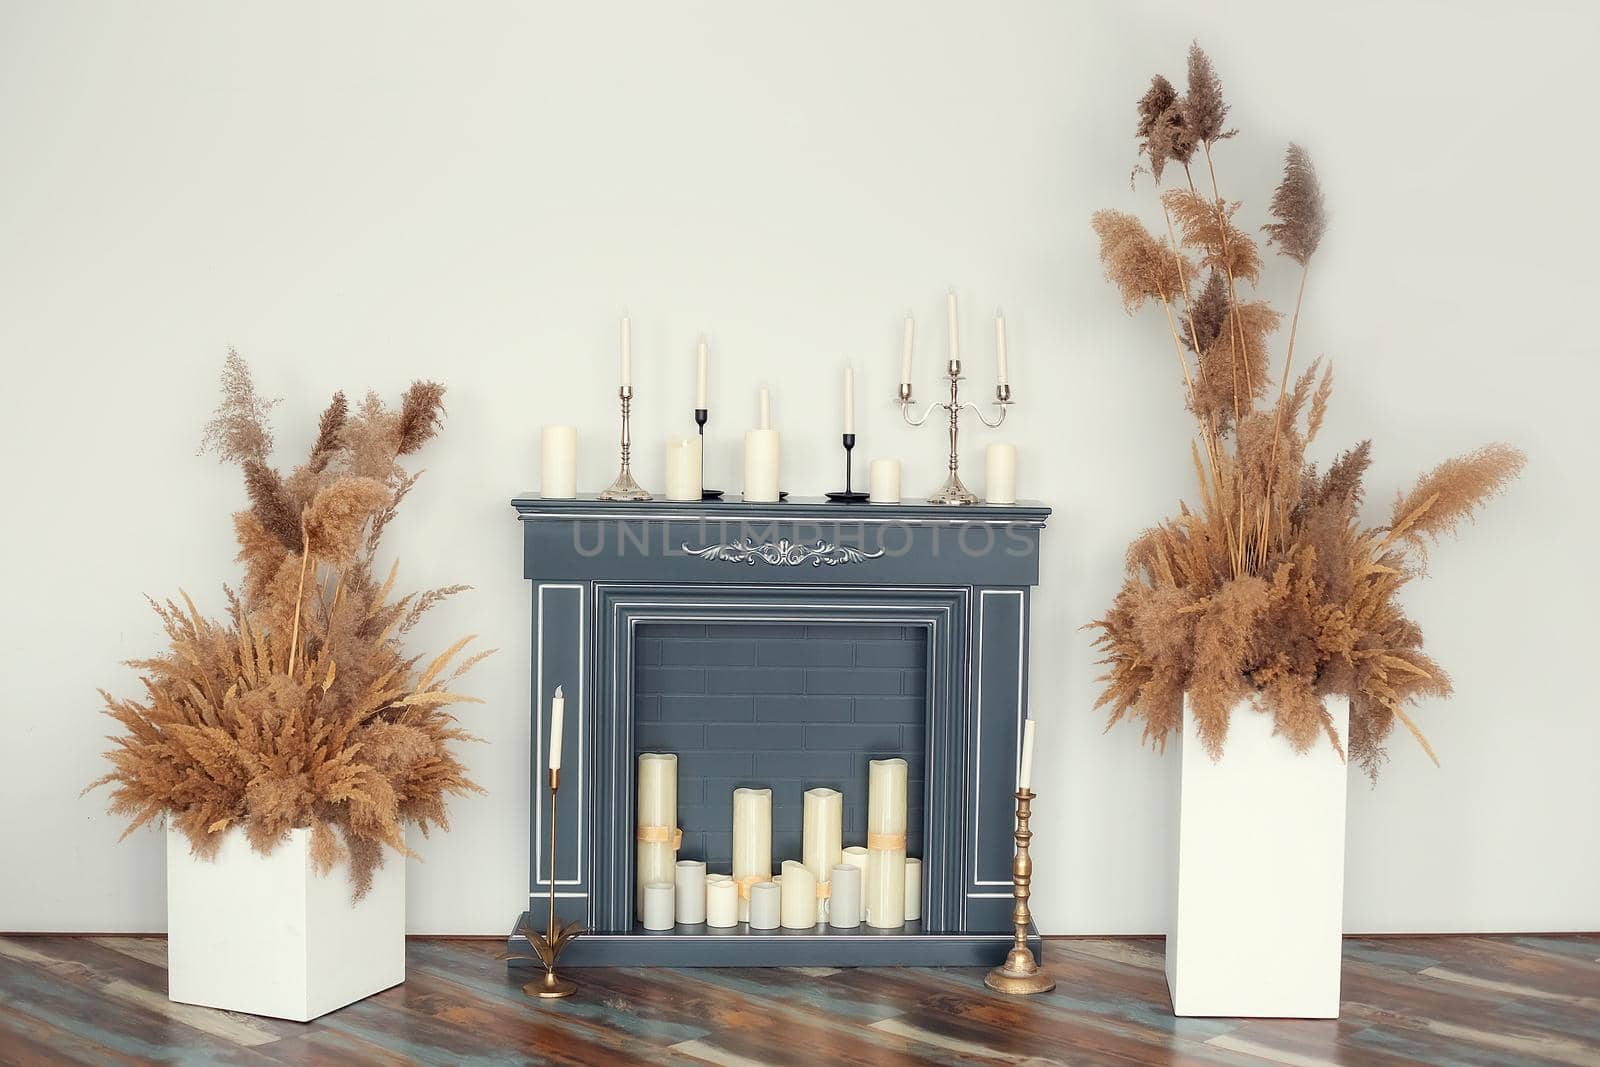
left=599, top=469, right=651, bottom=501
left=524, top=971, right=577, bottom=999
left=927, top=470, right=980, bottom=506
left=985, top=959, right=1056, bottom=995
left=825, top=490, right=869, bottom=503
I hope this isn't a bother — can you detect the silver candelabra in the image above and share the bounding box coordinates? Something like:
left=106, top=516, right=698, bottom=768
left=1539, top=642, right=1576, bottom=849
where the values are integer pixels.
left=899, top=360, right=1012, bottom=505
left=599, top=386, right=651, bottom=501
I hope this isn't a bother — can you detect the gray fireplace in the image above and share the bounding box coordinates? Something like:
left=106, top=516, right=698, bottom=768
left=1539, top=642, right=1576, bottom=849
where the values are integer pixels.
left=508, top=494, right=1050, bottom=966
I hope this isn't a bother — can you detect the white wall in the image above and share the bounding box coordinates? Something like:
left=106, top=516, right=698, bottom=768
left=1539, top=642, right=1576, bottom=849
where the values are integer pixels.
left=3, top=0, right=1596, bottom=935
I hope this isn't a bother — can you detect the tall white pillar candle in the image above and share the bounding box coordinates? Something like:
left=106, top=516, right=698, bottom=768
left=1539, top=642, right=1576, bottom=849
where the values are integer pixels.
left=780, top=860, right=817, bottom=929
left=904, top=858, right=922, bottom=922
left=868, top=459, right=901, bottom=504
left=985, top=443, right=1017, bottom=505
left=828, top=863, right=862, bottom=929
left=748, top=881, right=781, bottom=930
left=663, top=435, right=703, bottom=501
left=540, top=426, right=578, bottom=499
left=642, top=881, right=675, bottom=931
left=802, top=788, right=843, bottom=883
left=547, top=686, right=565, bottom=771
left=843, top=366, right=855, bottom=434
left=697, top=340, right=708, bottom=409
left=636, top=754, right=678, bottom=921
left=620, top=315, right=632, bottom=388
left=995, top=311, right=1009, bottom=385
left=1018, top=717, right=1037, bottom=790
left=900, top=316, right=915, bottom=387
left=742, top=430, right=780, bottom=503
left=705, top=874, right=738, bottom=928
left=675, top=860, right=707, bottom=925
left=732, top=787, right=772, bottom=922
left=865, top=757, right=908, bottom=928
left=946, top=290, right=960, bottom=369
left=843, top=846, right=870, bottom=921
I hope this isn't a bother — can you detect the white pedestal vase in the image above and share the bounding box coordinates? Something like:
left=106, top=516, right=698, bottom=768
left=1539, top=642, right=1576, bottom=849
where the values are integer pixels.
left=1165, top=695, right=1349, bottom=1019
left=167, top=825, right=405, bottom=1022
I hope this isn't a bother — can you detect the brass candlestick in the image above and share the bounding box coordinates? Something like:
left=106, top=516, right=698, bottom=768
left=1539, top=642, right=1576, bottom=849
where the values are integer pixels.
left=599, top=386, right=650, bottom=501
left=501, top=768, right=584, bottom=998
left=985, top=787, right=1054, bottom=995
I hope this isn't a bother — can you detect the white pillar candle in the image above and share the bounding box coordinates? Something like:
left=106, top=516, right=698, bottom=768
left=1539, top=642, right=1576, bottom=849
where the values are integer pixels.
left=1018, top=717, right=1037, bottom=791
left=904, top=858, right=922, bottom=922
left=828, top=863, right=862, bottom=929
left=697, top=339, right=708, bottom=409
left=843, top=366, right=855, bottom=434
left=547, top=686, right=565, bottom=771
left=732, top=787, right=772, bottom=922
left=802, top=788, right=843, bottom=883
left=946, top=290, right=960, bottom=370
left=642, top=881, right=675, bottom=931
left=780, top=860, right=817, bottom=929
left=865, top=757, right=908, bottom=928
left=985, top=443, right=1017, bottom=505
left=675, top=860, right=707, bottom=926
left=620, top=315, right=632, bottom=388
left=843, top=846, right=870, bottom=921
left=636, top=754, right=678, bottom=922
left=900, top=315, right=915, bottom=387
left=868, top=459, right=901, bottom=504
left=540, top=426, right=578, bottom=499
left=742, top=430, right=780, bottom=503
left=663, top=435, right=703, bottom=501
left=706, top=874, right=738, bottom=928
left=995, top=311, right=1009, bottom=386
left=748, top=881, right=781, bottom=930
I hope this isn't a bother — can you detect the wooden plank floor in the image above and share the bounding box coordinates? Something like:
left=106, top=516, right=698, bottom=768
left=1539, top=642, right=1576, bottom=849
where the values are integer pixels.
left=0, top=935, right=1596, bottom=1065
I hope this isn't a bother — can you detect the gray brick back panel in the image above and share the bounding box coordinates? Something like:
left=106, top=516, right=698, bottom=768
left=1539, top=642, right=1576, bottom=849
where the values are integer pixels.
left=635, top=621, right=929, bottom=866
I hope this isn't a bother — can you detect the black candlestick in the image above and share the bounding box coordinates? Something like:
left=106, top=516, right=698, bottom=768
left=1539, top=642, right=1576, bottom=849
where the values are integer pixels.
left=826, top=433, right=869, bottom=502
left=695, top=408, right=723, bottom=500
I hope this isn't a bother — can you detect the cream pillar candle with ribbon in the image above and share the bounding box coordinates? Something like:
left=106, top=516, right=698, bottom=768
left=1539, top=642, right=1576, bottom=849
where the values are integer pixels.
left=843, top=845, right=870, bottom=921
left=985, top=443, right=1017, bottom=505
left=802, top=787, right=842, bottom=881
left=642, top=881, right=675, bottom=931
left=541, top=426, right=578, bottom=499
left=705, top=874, right=738, bottom=928
left=635, top=754, right=679, bottom=922
left=732, top=787, right=772, bottom=922
left=865, top=757, right=908, bottom=928
left=675, top=860, right=707, bottom=925
left=748, top=881, right=781, bottom=930
left=780, top=860, right=817, bottom=929
left=868, top=459, right=901, bottom=504
left=828, top=862, right=862, bottom=929
left=904, top=857, right=923, bottom=922
left=663, top=435, right=703, bottom=501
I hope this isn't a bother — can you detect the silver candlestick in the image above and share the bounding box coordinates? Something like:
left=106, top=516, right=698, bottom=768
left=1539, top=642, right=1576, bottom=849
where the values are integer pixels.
left=899, top=362, right=1012, bottom=505
left=599, top=385, right=651, bottom=501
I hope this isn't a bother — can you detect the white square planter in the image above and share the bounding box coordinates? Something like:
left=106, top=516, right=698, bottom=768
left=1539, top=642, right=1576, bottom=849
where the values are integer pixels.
left=167, top=825, right=405, bottom=1022
left=1165, top=695, right=1348, bottom=1018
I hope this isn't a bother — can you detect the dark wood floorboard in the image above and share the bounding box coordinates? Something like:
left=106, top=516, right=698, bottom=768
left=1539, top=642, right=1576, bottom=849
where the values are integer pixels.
left=0, top=935, right=1595, bottom=1066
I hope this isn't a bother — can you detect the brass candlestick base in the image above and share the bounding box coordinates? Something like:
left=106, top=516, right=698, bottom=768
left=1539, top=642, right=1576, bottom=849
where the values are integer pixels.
left=985, top=787, right=1054, bottom=996
left=501, top=768, right=585, bottom=1000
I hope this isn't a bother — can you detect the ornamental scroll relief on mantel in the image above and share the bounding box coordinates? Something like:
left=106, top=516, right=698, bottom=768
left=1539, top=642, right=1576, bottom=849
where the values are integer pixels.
left=681, top=536, right=885, bottom=568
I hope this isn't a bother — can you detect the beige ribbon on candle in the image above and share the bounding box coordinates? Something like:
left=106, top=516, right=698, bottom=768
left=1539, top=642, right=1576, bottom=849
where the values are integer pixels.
left=735, top=873, right=767, bottom=901
left=815, top=880, right=831, bottom=900
left=866, top=831, right=907, bottom=851
left=636, top=825, right=683, bottom=848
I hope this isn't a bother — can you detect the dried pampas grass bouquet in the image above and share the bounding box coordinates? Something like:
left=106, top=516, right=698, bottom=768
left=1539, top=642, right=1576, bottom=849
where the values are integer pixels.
left=89, top=353, right=488, bottom=896
left=1089, top=43, right=1523, bottom=778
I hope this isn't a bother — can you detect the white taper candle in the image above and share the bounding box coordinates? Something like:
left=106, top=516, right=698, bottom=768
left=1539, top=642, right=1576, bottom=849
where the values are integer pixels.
left=1019, top=717, right=1037, bottom=790
left=621, top=315, right=632, bottom=388
left=548, top=686, right=564, bottom=771
left=900, top=315, right=915, bottom=386
left=697, top=339, right=708, bottom=409
left=844, top=365, right=855, bottom=434
left=946, top=290, right=960, bottom=368
left=996, top=311, right=1009, bottom=385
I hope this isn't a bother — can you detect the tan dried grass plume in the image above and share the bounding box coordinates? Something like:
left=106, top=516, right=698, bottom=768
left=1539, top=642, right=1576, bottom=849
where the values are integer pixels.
left=1264, top=144, right=1328, bottom=266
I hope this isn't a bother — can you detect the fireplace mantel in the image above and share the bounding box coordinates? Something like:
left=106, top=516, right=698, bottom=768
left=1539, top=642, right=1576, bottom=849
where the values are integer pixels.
left=509, top=494, right=1051, bottom=966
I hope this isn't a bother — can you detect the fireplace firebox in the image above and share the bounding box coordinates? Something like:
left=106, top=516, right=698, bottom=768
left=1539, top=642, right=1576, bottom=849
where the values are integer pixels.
left=509, top=494, right=1051, bottom=966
